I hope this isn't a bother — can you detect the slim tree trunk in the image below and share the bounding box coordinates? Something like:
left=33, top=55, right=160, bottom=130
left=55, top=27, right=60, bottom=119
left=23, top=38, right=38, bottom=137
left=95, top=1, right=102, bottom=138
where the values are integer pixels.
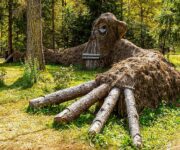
left=52, top=0, right=55, bottom=49
left=140, top=1, right=144, bottom=48
left=126, top=0, right=131, bottom=25
left=62, top=0, right=66, bottom=6
left=0, top=23, right=2, bottom=55
left=8, top=0, right=13, bottom=62
left=120, top=0, right=123, bottom=20
left=27, top=0, right=45, bottom=70
left=61, top=0, right=67, bottom=48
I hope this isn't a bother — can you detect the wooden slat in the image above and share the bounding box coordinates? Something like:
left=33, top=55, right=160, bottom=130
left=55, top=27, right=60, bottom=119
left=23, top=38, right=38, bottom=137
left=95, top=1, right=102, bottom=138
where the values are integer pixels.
left=82, top=53, right=100, bottom=60
left=82, top=56, right=100, bottom=60
left=82, top=53, right=101, bottom=57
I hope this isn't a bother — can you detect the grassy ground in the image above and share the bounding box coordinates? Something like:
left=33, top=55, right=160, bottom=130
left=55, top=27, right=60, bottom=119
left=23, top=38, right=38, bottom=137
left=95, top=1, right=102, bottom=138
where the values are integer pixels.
left=0, top=55, right=179, bottom=150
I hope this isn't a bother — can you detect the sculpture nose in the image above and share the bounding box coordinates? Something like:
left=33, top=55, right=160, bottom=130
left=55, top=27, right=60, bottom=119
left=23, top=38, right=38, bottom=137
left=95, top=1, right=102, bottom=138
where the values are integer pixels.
left=94, top=30, right=99, bottom=35
left=90, top=30, right=98, bottom=40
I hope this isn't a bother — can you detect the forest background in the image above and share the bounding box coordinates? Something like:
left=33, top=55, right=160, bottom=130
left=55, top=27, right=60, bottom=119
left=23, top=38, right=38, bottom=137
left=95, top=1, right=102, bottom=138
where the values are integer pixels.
left=0, top=0, right=179, bottom=55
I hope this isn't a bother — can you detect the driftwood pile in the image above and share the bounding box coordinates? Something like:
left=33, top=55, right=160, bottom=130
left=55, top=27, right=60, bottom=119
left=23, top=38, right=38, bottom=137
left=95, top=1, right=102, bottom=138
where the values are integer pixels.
left=29, top=13, right=180, bottom=147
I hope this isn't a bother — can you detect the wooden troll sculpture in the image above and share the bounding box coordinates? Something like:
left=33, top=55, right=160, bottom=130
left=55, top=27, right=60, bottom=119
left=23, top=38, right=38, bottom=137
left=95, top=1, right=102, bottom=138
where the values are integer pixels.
left=30, top=13, right=180, bottom=147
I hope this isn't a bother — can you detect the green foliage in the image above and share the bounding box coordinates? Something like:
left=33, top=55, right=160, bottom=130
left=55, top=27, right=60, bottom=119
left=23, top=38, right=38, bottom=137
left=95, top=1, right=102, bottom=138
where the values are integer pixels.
left=62, top=9, right=91, bottom=47
left=22, top=59, right=39, bottom=87
left=52, top=65, right=74, bottom=90
left=0, top=67, right=7, bottom=87
left=0, top=0, right=26, bottom=52
left=153, top=0, right=180, bottom=49
left=168, top=54, right=180, bottom=69
left=1, top=0, right=179, bottom=52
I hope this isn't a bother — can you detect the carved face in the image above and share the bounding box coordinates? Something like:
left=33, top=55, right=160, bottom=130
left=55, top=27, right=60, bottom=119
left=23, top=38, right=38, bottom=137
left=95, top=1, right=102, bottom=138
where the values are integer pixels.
left=83, top=13, right=127, bottom=58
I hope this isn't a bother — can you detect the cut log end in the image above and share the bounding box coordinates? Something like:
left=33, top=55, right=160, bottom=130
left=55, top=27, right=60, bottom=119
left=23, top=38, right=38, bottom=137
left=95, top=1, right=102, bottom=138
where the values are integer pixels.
left=54, top=109, right=70, bottom=123
left=89, top=120, right=102, bottom=135
left=124, top=88, right=142, bottom=147
left=29, top=80, right=97, bottom=108
left=133, top=134, right=142, bottom=148
left=54, top=84, right=109, bottom=123
left=89, top=88, right=120, bottom=135
left=29, top=97, right=44, bottom=108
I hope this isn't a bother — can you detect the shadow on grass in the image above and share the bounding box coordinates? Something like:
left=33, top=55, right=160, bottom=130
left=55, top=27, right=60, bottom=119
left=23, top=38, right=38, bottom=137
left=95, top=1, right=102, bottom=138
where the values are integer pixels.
left=26, top=104, right=67, bottom=116
left=26, top=101, right=179, bottom=131
left=47, top=64, right=106, bottom=82
left=26, top=104, right=94, bottom=130
left=0, top=62, right=22, bottom=67
left=53, top=112, right=94, bottom=130
left=25, top=100, right=179, bottom=150
left=0, top=76, right=33, bottom=92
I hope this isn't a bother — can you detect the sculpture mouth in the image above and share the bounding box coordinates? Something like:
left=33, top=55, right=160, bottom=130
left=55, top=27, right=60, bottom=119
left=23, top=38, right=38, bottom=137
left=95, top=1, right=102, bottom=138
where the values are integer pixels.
left=82, top=38, right=101, bottom=60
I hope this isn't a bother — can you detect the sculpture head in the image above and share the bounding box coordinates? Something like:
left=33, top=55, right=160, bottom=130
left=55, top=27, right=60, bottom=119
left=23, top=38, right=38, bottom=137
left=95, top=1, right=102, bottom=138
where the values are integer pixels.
left=83, top=13, right=127, bottom=68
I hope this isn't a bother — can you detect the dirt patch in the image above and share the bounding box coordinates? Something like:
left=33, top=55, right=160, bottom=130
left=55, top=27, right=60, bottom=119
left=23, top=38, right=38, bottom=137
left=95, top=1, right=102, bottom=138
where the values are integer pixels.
left=0, top=101, right=93, bottom=150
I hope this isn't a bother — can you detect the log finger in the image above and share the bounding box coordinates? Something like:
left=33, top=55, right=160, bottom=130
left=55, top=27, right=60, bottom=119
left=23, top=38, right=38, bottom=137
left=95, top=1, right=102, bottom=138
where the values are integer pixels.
left=124, top=88, right=142, bottom=148
left=54, top=84, right=110, bottom=123
left=89, top=87, right=120, bottom=135
left=29, top=80, right=97, bottom=108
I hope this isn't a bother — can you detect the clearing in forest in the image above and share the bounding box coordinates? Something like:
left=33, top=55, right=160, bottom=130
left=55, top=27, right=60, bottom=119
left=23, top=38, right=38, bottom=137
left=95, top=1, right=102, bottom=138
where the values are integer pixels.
left=0, top=57, right=179, bottom=149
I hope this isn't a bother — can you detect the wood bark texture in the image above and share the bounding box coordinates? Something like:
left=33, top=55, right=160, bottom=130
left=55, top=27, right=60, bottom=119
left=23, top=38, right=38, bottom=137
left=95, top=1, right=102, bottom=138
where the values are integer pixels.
left=7, top=0, right=13, bottom=62
left=54, top=84, right=110, bottom=123
left=27, top=0, right=45, bottom=70
left=89, top=88, right=120, bottom=135
left=4, top=52, right=14, bottom=63
left=29, top=80, right=97, bottom=108
left=52, top=0, right=55, bottom=49
left=124, top=88, right=142, bottom=147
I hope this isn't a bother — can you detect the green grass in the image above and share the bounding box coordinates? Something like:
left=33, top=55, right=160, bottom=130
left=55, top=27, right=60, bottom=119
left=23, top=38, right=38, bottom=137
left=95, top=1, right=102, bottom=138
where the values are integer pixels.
left=168, top=54, right=180, bottom=70
left=0, top=57, right=179, bottom=150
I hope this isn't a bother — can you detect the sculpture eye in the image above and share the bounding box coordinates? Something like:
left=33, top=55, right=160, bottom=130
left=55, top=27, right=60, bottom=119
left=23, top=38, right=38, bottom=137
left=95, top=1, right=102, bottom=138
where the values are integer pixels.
left=98, top=25, right=107, bottom=35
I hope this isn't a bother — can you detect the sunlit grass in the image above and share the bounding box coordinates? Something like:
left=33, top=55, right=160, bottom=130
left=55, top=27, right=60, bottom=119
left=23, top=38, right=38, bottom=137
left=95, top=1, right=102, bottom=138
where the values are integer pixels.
left=168, top=54, right=180, bottom=70
left=0, top=57, right=179, bottom=149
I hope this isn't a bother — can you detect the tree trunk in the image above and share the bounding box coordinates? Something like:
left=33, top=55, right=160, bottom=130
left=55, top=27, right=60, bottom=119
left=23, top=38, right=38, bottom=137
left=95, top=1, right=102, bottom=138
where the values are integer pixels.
left=52, top=0, right=55, bottom=49
left=0, top=22, right=2, bottom=55
left=140, top=1, right=144, bottom=48
left=127, top=0, right=131, bottom=23
left=61, top=0, right=67, bottom=48
left=4, top=52, right=14, bottom=63
left=29, top=80, right=97, bottom=108
left=27, top=0, right=45, bottom=70
left=7, top=0, right=13, bottom=62
left=89, top=88, right=120, bottom=135
left=120, top=0, right=123, bottom=20
left=54, top=84, right=109, bottom=123
left=62, top=0, right=66, bottom=6
left=124, top=88, right=142, bottom=148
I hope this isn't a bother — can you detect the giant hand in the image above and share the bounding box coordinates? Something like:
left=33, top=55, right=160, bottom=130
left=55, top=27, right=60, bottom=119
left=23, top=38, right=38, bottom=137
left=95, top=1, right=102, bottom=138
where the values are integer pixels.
left=29, top=13, right=180, bottom=148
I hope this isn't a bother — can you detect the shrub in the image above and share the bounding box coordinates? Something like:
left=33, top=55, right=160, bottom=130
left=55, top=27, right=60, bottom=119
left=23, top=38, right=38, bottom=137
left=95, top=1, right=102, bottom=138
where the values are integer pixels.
left=53, top=65, right=74, bottom=90
left=22, top=59, right=39, bottom=87
left=0, top=68, right=7, bottom=87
